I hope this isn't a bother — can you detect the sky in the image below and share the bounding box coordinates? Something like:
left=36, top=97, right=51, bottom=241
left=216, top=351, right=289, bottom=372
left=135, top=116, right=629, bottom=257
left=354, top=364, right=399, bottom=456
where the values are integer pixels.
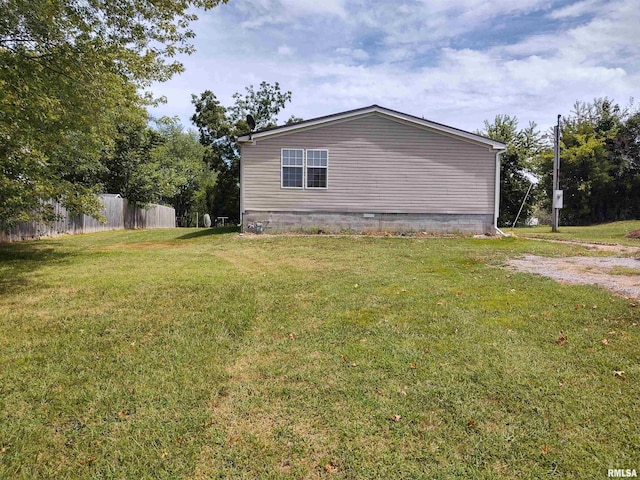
left=149, top=0, right=640, bottom=133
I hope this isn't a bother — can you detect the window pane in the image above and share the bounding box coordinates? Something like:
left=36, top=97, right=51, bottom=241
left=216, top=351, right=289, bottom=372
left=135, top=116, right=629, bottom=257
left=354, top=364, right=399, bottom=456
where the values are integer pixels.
left=283, top=166, right=303, bottom=187
left=282, top=149, right=303, bottom=166
left=306, top=167, right=327, bottom=188
left=307, top=150, right=327, bottom=167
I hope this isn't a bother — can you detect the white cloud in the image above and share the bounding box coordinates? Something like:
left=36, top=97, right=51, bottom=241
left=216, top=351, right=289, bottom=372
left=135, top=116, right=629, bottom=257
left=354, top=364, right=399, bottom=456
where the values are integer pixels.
left=356, top=0, right=554, bottom=47
left=548, top=0, right=603, bottom=19
left=499, top=1, right=640, bottom=64
left=241, top=15, right=279, bottom=29
left=150, top=0, right=640, bottom=134
left=280, top=0, right=347, bottom=18
left=335, top=47, right=369, bottom=62
left=238, top=0, right=347, bottom=28
left=278, top=45, right=294, bottom=56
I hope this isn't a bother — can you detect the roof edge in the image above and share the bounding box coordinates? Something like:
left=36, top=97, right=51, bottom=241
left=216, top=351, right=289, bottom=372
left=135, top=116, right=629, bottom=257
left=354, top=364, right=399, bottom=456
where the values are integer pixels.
left=237, top=105, right=507, bottom=150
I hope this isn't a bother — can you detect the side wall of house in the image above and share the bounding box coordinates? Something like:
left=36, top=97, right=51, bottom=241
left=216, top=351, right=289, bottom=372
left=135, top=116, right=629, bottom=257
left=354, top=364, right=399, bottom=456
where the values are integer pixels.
left=241, top=113, right=497, bottom=233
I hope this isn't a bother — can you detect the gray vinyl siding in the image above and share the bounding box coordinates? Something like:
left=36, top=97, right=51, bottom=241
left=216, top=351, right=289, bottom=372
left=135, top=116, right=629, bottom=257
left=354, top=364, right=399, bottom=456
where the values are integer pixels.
left=242, top=113, right=496, bottom=215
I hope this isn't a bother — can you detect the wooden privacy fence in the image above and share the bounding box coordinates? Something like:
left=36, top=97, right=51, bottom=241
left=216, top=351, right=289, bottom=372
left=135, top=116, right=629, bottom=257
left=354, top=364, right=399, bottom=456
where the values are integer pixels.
left=0, top=195, right=175, bottom=243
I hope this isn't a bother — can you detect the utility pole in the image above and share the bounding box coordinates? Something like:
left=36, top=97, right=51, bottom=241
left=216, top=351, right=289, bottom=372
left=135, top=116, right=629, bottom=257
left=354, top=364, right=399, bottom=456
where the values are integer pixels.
left=552, top=114, right=562, bottom=232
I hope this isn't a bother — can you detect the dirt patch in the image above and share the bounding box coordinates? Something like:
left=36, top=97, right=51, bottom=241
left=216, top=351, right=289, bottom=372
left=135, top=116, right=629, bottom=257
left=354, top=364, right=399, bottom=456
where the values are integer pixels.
left=626, top=230, right=640, bottom=239
left=506, top=255, right=640, bottom=299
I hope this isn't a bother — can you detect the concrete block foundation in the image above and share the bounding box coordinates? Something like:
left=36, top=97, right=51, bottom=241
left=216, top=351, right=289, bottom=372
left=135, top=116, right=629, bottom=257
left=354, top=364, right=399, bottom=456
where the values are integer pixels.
left=243, top=211, right=494, bottom=235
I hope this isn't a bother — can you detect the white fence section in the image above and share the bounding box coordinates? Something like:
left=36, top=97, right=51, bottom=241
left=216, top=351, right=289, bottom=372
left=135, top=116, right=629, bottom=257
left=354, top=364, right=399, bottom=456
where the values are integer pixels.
left=0, top=195, right=175, bottom=243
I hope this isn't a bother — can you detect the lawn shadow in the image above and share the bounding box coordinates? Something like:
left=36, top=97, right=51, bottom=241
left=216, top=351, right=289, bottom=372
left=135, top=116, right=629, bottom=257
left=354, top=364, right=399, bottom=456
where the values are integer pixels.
left=176, top=226, right=240, bottom=240
left=0, top=241, right=74, bottom=295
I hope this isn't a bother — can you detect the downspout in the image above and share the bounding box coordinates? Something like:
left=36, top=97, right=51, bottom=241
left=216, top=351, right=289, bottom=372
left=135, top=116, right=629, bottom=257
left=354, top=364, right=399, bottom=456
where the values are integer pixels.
left=494, top=150, right=507, bottom=236
left=239, top=143, right=244, bottom=231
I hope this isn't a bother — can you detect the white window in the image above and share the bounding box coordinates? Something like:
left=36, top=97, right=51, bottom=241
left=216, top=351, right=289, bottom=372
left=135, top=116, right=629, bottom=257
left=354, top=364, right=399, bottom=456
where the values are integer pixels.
left=281, top=149, right=329, bottom=189
left=306, top=150, right=328, bottom=189
left=281, top=149, right=304, bottom=188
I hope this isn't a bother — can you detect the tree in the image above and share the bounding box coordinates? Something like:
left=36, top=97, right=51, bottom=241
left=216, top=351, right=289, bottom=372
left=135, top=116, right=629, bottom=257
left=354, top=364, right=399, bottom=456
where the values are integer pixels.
left=612, top=110, right=640, bottom=218
left=99, top=116, right=213, bottom=218
left=286, top=115, right=304, bottom=125
left=480, top=115, right=546, bottom=227
left=538, top=98, right=640, bottom=225
left=151, top=121, right=213, bottom=219
left=0, top=0, right=226, bottom=230
left=227, top=83, right=293, bottom=131
left=100, top=112, right=164, bottom=204
left=191, top=82, right=295, bottom=224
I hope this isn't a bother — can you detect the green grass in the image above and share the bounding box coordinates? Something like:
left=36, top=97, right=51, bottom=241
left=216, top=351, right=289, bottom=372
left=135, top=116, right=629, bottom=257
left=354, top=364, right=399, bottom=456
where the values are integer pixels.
left=509, top=220, right=640, bottom=246
left=608, top=266, right=640, bottom=276
left=1, top=228, right=638, bottom=479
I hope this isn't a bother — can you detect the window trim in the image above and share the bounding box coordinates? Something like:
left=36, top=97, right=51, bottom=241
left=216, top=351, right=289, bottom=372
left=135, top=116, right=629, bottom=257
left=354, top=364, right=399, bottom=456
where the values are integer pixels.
left=280, top=148, right=304, bottom=189
left=305, top=149, right=329, bottom=190
left=280, top=148, right=330, bottom=190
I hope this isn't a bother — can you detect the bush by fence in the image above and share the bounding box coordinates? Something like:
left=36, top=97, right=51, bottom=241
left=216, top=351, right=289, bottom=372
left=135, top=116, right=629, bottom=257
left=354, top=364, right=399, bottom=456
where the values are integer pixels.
left=0, top=195, right=175, bottom=243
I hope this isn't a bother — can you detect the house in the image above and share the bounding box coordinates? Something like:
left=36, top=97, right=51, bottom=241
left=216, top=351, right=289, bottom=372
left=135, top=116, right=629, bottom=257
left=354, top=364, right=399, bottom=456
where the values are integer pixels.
left=237, top=105, right=506, bottom=234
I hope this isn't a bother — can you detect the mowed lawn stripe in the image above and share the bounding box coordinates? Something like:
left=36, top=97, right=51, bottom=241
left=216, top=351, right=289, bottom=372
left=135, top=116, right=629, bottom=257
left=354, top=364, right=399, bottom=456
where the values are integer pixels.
left=0, top=229, right=638, bottom=479
left=195, top=235, right=638, bottom=478
left=0, top=230, right=256, bottom=478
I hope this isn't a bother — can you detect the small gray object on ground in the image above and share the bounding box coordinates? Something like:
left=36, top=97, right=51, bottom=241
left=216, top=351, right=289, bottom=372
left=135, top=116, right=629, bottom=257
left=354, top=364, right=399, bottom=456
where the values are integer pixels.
left=246, top=222, right=264, bottom=234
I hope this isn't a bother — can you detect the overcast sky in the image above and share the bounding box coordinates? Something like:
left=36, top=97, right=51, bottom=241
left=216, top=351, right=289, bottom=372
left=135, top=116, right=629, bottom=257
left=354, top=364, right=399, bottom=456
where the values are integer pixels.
left=149, top=0, right=639, bottom=133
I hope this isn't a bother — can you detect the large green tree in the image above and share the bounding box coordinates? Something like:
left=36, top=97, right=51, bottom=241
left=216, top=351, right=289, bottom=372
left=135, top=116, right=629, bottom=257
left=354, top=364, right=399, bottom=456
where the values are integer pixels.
left=0, top=0, right=226, bottom=229
left=538, top=99, right=640, bottom=225
left=99, top=116, right=213, bottom=219
left=612, top=110, right=640, bottom=218
left=152, top=121, right=213, bottom=220
left=480, top=115, right=547, bottom=227
left=191, top=82, right=295, bottom=224
left=99, top=113, right=164, bottom=204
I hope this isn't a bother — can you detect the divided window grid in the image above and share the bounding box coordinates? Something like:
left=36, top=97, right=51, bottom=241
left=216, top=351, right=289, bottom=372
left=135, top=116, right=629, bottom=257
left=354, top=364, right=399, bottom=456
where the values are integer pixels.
left=281, top=149, right=328, bottom=189
left=281, top=149, right=304, bottom=188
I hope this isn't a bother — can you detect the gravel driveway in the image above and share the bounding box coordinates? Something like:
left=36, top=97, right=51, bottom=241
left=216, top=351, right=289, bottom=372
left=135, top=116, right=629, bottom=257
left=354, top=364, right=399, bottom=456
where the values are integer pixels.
left=507, top=254, right=640, bottom=299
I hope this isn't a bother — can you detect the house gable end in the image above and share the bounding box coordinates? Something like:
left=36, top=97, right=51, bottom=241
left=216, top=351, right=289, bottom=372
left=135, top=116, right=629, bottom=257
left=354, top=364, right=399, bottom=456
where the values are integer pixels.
left=238, top=105, right=506, bottom=151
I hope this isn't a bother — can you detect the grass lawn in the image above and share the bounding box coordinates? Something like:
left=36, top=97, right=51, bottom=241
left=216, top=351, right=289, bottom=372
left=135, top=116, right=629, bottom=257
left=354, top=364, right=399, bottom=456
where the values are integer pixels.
left=0, top=228, right=638, bottom=479
left=509, top=220, right=640, bottom=247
